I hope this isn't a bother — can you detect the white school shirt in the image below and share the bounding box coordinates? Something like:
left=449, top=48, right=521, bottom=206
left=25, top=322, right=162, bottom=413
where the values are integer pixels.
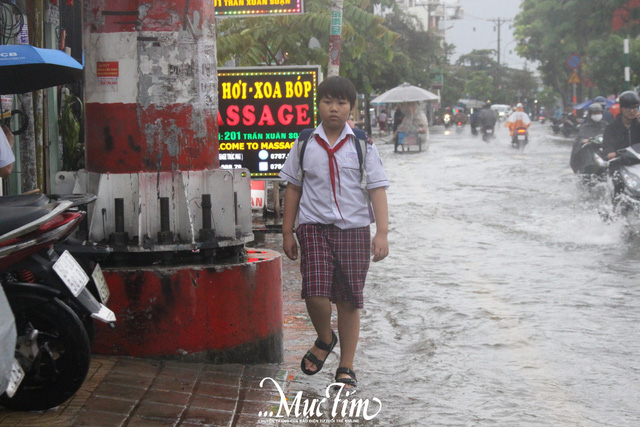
left=279, top=123, right=389, bottom=229
left=0, top=129, right=14, bottom=168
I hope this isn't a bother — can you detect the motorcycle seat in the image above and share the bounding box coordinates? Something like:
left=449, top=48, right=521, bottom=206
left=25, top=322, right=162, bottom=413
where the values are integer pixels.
left=0, top=194, right=49, bottom=207
left=0, top=206, right=50, bottom=236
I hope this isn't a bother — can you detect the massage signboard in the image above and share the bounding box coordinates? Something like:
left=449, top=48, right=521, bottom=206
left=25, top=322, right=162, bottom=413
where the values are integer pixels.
left=218, top=66, right=320, bottom=178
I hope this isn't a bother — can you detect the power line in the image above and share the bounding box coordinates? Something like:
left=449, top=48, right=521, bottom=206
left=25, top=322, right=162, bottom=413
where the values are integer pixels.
left=487, top=17, right=512, bottom=88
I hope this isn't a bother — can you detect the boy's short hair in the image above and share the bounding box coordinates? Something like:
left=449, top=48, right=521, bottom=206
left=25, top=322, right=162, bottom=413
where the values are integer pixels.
left=317, top=76, right=357, bottom=109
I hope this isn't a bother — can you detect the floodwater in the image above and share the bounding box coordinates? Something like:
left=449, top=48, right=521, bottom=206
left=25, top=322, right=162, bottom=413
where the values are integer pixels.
left=355, top=122, right=640, bottom=426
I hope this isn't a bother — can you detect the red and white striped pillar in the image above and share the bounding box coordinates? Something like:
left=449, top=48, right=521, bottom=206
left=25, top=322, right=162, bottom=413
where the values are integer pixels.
left=78, top=0, right=282, bottom=363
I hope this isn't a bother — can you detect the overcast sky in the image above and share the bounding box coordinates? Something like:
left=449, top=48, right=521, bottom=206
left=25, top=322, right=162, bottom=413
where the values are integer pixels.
left=445, top=0, right=528, bottom=70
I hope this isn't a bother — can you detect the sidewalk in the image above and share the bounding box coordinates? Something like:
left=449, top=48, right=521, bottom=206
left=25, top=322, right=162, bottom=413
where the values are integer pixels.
left=0, top=233, right=361, bottom=427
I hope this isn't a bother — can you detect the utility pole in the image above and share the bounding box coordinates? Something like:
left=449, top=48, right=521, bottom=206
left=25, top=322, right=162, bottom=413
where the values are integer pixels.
left=488, top=17, right=511, bottom=90
left=328, top=0, right=344, bottom=77
left=624, top=37, right=631, bottom=90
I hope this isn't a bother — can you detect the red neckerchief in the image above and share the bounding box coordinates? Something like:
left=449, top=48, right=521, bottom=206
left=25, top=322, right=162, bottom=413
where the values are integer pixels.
left=315, top=134, right=350, bottom=223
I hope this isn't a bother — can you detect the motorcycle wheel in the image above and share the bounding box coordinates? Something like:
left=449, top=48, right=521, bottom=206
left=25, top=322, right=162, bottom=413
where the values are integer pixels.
left=0, top=295, right=91, bottom=411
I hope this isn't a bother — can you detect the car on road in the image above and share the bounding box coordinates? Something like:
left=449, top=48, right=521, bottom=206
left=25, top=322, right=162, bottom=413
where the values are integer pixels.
left=491, top=104, right=512, bottom=121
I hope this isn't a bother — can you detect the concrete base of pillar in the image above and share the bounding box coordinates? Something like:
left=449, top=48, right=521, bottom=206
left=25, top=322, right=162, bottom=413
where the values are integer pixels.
left=92, top=248, right=283, bottom=364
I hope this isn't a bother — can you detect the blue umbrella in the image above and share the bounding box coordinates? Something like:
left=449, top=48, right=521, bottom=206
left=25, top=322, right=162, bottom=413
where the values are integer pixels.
left=0, top=44, right=83, bottom=94
left=573, top=98, right=616, bottom=110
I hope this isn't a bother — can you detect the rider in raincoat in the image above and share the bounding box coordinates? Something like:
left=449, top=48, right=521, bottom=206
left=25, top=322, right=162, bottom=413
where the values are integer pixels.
left=505, top=103, right=531, bottom=137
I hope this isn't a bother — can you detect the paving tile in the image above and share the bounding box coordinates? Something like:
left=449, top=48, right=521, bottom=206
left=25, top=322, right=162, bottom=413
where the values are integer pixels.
left=234, top=413, right=274, bottom=426
left=110, top=358, right=160, bottom=377
left=144, top=389, right=191, bottom=406
left=126, top=416, right=178, bottom=426
left=133, top=401, right=185, bottom=420
left=151, top=377, right=197, bottom=393
left=194, top=382, right=238, bottom=399
left=156, top=365, right=202, bottom=383
left=92, top=382, right=147, bottom=400
left=199, top=371, right=241, bottom=387
left=242, top=387, right=282, bottom=404
left=71, top=410, right=127, bottom=427
left=202, top=363, right=244, bottom=375
left=242, top=375, right=287, bottom=392
left=240, top=399, right=283, bottom=418
left=189, top=395, right=237, bottom=412
left=82, top=395, right=137, bottom=415
left=182, top=407, right=234, bottom=425
left=102, top=372, right=156, bottom=388
left=164, top=360, right=204, bottom=371
left=243, top=365, right=288, bottom=380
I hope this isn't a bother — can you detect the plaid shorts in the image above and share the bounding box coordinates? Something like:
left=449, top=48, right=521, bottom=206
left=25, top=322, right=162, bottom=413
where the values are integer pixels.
left=296, top=223, right=371, bottom=309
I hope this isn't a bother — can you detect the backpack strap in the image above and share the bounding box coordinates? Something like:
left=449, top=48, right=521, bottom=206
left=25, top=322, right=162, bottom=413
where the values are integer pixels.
left=352, top=128, right=370, bottom=204
left=296, top=128, right=315, bottom=183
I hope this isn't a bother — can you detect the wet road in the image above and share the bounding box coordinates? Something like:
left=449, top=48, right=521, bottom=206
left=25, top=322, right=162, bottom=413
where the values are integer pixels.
left=357, top=122, right=640, bottom=426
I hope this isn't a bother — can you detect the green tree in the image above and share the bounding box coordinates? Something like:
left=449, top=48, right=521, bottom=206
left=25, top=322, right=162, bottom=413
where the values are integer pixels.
left=584, top=34, right=640, bottom=95
left=463, top=71, right=494, bottom=101
left=514, top=0, right=633, bottom=105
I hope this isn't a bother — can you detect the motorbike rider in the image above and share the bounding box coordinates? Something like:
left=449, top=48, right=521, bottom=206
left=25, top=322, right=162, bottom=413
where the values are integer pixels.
left=453, top=108, right=468, bottom=125
left=469, top=108, right=480, bottom=135
left=602, top=90, right=640, bottom=160
left=602, top=91, right=640, bottom=201
left=394, top=101, right=428, bottom=152
left=479, top=102, right=497, bottom=134
left=570, top=103, right=607, bottom=173
left=594, top=95, right=615, bottom=124
left=443, top=106, right=452, bottom=128
left=505, top=102, right=531, bottom=137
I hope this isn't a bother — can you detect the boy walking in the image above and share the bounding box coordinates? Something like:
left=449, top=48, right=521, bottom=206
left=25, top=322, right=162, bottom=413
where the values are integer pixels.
left=279, top=76, right=389, bottom=388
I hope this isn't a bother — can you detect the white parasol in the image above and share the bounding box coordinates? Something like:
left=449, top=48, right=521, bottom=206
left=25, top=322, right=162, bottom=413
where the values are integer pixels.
left=371, top=82, right=439, bottom=104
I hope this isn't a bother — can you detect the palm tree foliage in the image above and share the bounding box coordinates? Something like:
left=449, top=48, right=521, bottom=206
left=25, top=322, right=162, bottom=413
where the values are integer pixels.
left=217, top=0, right=440, bottom=97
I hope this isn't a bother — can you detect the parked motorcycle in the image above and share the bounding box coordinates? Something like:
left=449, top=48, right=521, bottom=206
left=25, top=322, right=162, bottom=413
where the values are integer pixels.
left=0, top=195, right=115, bottom=411
left=511, top=127, right=528, bottom=149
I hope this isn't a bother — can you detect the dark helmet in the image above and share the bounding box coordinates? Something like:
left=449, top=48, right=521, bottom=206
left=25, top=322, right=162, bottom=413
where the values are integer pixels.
left=618, top=91, right=640, bottom=109
left=594, top=95, right=607, bottom=104
left=588, top=103, right=603, bottom=113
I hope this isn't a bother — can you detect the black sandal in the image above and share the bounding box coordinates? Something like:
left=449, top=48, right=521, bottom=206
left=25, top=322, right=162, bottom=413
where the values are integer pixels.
left=334, top=367, right=357, bottom=388
left=300, top=330, right=338, bottom=375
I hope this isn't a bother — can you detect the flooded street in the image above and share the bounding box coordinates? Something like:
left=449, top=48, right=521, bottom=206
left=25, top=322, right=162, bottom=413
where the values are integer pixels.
left=358, top=122, right=640, bottom=426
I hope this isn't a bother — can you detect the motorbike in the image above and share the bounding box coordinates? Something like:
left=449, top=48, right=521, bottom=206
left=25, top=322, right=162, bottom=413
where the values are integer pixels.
left=0, top=194, right=115, bottom=411
left=455, top=121, right=465, bottom=134
left=481, top=125, right=494, bottom=143
left=570, top=135, right=608, bottom=191
left=562, top=119, right=578, bottom=138
left=608, top=144, right=640, bottom=224
left=443, top=113, right=451, bottom=129
left=511, top=127, right=528, bottom=149
left=550, top=117, right=562, bottom=134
